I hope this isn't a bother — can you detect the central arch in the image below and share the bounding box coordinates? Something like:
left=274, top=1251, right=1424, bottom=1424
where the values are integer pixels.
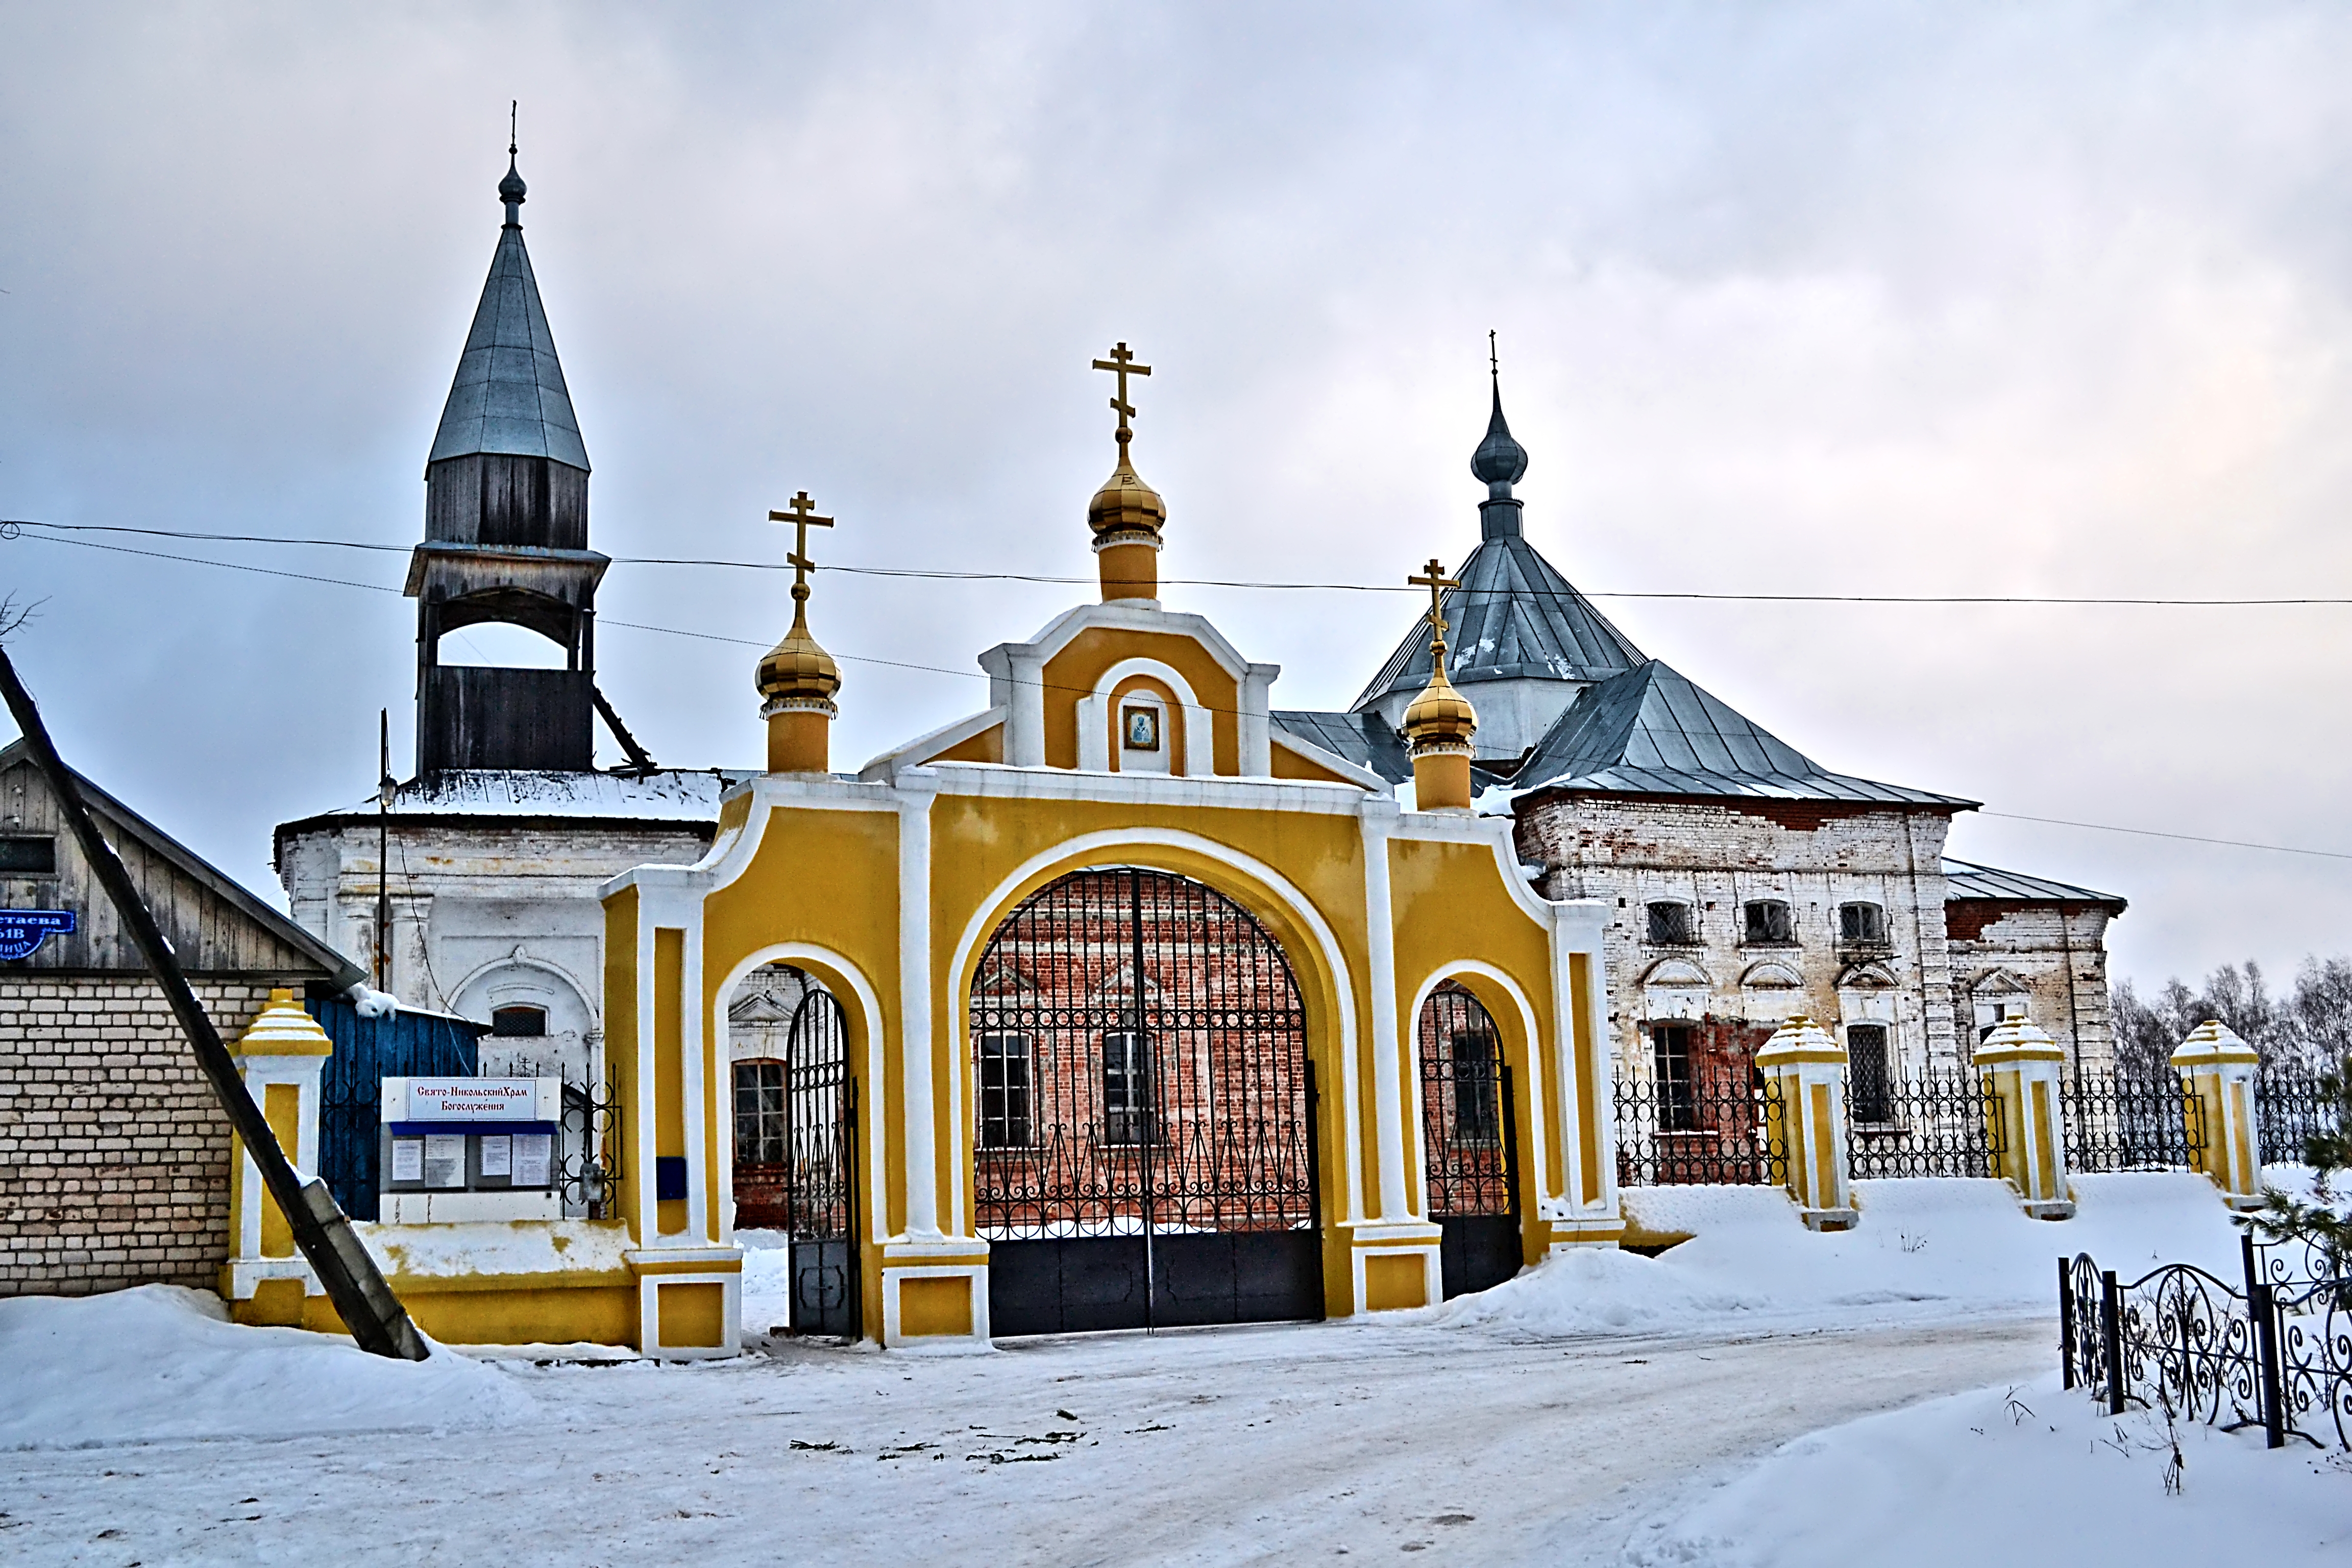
left=971, top=867, right=1324, bottom=1335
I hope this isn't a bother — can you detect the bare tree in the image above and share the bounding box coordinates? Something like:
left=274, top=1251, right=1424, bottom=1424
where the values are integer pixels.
left=0, top=594, right=41, bottom=643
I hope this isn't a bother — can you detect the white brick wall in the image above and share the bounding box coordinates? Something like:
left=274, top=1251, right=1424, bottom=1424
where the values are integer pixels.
left=0, top=977, right=270, bottom=1295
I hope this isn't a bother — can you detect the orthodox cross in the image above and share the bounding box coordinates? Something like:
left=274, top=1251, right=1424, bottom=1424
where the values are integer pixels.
left=768, top=490, right=834, bottom=602
left=1408, top=557, right=1459, bottom=658
left=1488, top=329, right=1498, bottom=377
left=1091, top=340, right=1152, bottom=447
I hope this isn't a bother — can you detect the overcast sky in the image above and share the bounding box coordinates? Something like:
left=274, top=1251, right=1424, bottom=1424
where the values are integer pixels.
left=6, top=3, right=2350, bottom=992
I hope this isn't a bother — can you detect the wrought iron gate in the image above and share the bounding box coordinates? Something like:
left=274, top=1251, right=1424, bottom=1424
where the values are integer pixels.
left=972, top=868, right=1322, bottom=1336
left=783, top=985, right=857, bottom=1338
left=1418, top=983, right=1523, bottom=1298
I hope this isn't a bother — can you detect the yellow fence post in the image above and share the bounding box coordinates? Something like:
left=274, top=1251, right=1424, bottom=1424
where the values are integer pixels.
left=2171, top=1020, right=2264, bottom=1210
left=1757, top=1016, right=1857, bottom=1232
left=1975, top=1013, right=2075, bottom=1219
left=219, top=988, right=334, bottom=1325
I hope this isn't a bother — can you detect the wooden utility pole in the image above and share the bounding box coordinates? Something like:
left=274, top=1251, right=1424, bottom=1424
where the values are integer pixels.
left=0, top=647, right=427, bottom=1360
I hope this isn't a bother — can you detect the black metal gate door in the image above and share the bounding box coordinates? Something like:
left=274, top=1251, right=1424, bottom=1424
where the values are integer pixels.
left=973, top=868, right=1323, bottom=1336
left=1419, top=982, right=1523, bottom=1299
left=785, top=986, right=859, bottom=1339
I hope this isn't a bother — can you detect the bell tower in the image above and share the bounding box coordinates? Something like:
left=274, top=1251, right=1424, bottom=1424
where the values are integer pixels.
left=406, top=132, right=613, bottom=774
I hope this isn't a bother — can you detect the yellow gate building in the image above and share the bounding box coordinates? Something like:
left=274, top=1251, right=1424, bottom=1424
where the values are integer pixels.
left=602, top=352, right=1624, bottom=1355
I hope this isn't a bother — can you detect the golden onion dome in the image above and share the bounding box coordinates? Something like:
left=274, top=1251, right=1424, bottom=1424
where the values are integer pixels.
left=1402, top=656, right=1478, bottom=753
left=755, top=587, right=841, bottom=707
left=1087, top=446, right=1167, bottom=543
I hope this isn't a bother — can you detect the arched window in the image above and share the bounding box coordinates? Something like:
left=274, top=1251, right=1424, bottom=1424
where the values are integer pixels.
left=491, top=1004, right=547, bottom=1037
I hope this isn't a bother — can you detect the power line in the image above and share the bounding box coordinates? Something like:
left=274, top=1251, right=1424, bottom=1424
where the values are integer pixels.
left=11, top=517, right=2351, bottom=606
left=14, top=521, right=2352, bottom=865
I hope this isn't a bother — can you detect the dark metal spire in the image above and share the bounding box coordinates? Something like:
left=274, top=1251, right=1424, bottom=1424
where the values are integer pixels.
left=499, top=102, right=526, bottom=227
left=1470, top=333, right=1529, bottom=495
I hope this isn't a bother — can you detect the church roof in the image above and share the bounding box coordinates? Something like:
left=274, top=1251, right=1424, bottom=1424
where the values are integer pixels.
left=1511, top=659, right=1975, bottom=808
left=1271, top=708, right=1414, bottom=781
left=1349, top=532, right=1646, bottom=710
left=1942, top=857, right=2124, bottom=907
left=426, top=155, right=590, bottom=471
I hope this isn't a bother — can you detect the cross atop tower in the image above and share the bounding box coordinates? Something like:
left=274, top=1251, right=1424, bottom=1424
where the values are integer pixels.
left=1408, top=557, right=1458, bottom=652
left=768, top=490, right=835, bottom=602
left=1090, top=340, right=1152, bottom=449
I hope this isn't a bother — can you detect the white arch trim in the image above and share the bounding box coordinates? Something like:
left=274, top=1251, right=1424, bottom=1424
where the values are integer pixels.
left=446, top=951, right=601, bottom=1031
left=1402, top=961, right=1555, bottom=1216
left=945, top=827, right=1367, bottom=1232
left=1076, top=657, right=1214, bottom=778
left=711, top=942, right=891, bottom=1248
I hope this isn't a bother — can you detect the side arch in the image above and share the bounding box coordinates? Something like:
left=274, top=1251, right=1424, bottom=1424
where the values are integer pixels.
left=1403, top=962, right=1551, bottom=1246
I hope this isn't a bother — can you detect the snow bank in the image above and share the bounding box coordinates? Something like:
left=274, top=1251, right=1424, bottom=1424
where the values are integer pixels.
left=1446, top=1173, right=2253, bottom=1337
left=1626, top=1373, right=2352, bottom=1566
left=0, top=1286, right=535, bottom=1450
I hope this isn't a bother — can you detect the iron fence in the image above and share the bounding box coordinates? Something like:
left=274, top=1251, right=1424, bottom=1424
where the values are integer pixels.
left=1613, top=1064, right=1786, bottom=1187
left=2059, top=1070, right=2200, bottom=1173
left=2256, top=1065, right=2341, bottom=1168
left=2061, top=1236, right=2351, bottom=1451
left=1844, top=1065, right=2001, bottom=1180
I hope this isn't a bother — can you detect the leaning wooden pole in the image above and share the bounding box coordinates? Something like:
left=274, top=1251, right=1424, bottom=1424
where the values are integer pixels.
left=0, top=646, right=428, bottom=1360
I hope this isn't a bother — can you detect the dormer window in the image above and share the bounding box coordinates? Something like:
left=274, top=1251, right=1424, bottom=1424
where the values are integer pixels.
left=1742, top=900, right=1795, bottom=946
left=1646, top=901, right=1696, bottom=945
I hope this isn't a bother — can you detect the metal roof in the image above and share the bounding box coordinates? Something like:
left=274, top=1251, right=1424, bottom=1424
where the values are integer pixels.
left=426, top=183, right=589, bottom=471
left=1511, top=659, right=1978, bottom=808
left=1271, top=709, right=1413, bottom=782
left=1350, top=533, right=1647, bottom=710
left=1942, top=856, right=2125, bottom=906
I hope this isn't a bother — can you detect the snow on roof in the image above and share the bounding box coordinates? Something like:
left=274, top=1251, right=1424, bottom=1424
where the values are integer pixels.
left=297, top=769, right=754, bottom=824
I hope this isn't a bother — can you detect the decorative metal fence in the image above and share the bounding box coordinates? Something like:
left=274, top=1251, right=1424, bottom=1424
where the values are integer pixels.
left=1613, top=1065, right=1786, bottom=1187
left=2256, top=1065, right=2341, bottom=1167
left=2059, top=1070, right=2200, bottom=1173
left=2061, top=1237, right=2351, bottom=1451
left=556, top=1068, right=623, bottom=1219
left=1844, top=1065, right=2000, bottom=1180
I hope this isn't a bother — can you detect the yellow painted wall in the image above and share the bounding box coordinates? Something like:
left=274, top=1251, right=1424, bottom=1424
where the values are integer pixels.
left=604, top=885, right=641, bottom=1238
left=929, top=723, right=1005, bottom=765
left=1040, top=627, right=1241, bottom=774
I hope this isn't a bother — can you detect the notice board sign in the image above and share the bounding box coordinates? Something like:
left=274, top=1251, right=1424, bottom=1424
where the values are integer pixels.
left=393, top=1077, right=548, bottom=1124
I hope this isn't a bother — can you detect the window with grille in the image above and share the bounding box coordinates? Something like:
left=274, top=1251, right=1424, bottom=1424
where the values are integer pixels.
left=491, top=1004, right=547, bottom=1037
left=1839, top=902, right=1887, bottom=944
left=0, top=836, right=57, bottom=875
left=733, top=1060, right=787, bottom=1165
left=1100, top=1032, right=1150, bottom=1145
left=978, top=1033, right=1034, bottom=1149
left=1451, top=1030, right=1502, bottom=1145
left=1646, top=901, right=1696, bottom=944
left=1653, top=1023, right=1698, bottom=1133
left=1742, top=900, right=1795, bottom=945
left=1848, top=1024, right=1893, bottom=1123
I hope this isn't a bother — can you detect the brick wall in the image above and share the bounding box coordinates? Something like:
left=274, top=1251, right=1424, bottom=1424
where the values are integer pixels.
left=0, top=976, right=271, bottom=1296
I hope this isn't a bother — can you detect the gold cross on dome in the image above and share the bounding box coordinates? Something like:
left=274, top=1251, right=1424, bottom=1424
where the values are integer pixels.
left=1090, top=340, right=1152, bottom=440
left=1408, top=557, right=1458, bottom=647
left=767, top=491, right=835, bottom=585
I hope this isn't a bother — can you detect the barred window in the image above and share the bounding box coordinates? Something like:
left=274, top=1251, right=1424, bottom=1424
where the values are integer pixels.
left=978, top=1033, right=1034, bottom=1149
left=1653, top=1023, right=1698, bottom=1133
left=1839, top=902, right=1888, bottom=944
left=1742, top=900, right=1795, bottom=945
left=1646, top=901, right=1696, bottom=944
left=733, top=1060, right=787, bottom=1165
left=1848, top=1024, right=1893, bottom=1123
left=1451, top=1030, right=1502, bottom=1145
left=1100, top=1032, right=1151, bottom=1146
left=491, top=1005, right=547, bottom=1037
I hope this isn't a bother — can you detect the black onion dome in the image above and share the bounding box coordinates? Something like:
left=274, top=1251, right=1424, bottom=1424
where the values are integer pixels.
left=1469, top=379, right=1528, bottom=489
left=499, top=154, right=527, bottom=212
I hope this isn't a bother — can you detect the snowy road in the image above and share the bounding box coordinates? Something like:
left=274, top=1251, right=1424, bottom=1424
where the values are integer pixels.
left=4, top=1314, right=2048, bottom=1565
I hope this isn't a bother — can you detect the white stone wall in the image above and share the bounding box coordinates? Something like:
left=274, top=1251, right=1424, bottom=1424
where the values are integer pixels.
left=1512, top=795, right=1962, bottom=1074
left=1947, top=902, right=2119, bottom=1075
left=277, top=818, right=712, bottom=1081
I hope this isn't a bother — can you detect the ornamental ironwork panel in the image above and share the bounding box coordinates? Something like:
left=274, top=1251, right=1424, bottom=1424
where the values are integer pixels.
left=970, top=868, right=1318, bottom=1241
left=1844, top=1064, right=2000, bottom=1180
left=2060, top=1070, right=2200, bottom=1173
left=2257, top=1065, right=2339, bottom=1168
left=1418, top=982, right=1515, bottom=1218
left=1613, top=1036, right=1786, bottom=1189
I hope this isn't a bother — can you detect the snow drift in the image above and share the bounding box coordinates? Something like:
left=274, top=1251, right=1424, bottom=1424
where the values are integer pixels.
left=0, top=1285, right=535, bottom=1450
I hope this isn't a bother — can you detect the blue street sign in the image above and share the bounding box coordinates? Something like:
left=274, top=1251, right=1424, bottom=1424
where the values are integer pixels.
left=0, top=910, right=75, bottom=960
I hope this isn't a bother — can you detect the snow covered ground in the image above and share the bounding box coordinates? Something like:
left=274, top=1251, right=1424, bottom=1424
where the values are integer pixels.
left=1, top=1173, right=2333, bottom=1564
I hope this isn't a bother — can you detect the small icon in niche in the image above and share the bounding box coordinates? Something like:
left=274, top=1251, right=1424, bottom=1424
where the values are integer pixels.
left=1122, top=706, right=1161, bottom=751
